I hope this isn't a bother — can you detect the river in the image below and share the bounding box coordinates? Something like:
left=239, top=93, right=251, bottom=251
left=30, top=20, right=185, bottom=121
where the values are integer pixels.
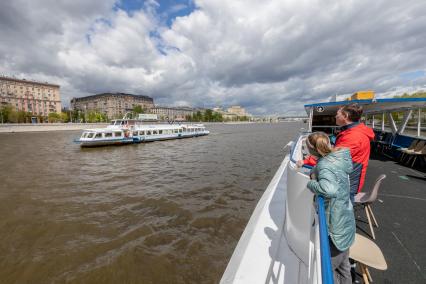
left=0, top=122, right=303, bottom=283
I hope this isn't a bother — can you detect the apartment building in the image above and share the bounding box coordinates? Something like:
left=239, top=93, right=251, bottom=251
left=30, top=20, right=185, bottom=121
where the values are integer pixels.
left=70, top=93, right=154, bottom=119
left=149, top=106, right=199, bottom=121
left=0, top=75, right=61, bottom=116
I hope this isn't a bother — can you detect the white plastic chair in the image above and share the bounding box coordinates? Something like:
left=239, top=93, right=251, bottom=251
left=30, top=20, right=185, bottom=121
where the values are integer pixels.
left=354, top=174, right=386, bottom=240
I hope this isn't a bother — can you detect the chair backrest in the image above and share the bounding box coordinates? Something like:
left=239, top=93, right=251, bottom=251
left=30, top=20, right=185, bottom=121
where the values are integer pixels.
left=413, top=140, right=426, bottom=151
left=365, top=174, right=386, bottom=203
left=407, top=139, right=419, bottom=150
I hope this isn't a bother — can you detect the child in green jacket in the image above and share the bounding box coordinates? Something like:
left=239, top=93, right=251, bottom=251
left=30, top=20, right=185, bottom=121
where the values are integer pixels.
left=306, top=132, right=355, bottom=284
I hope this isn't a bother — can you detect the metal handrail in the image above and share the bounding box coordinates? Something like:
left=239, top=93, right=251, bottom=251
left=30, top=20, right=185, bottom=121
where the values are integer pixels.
left=317, top=196, right=334, bottom=284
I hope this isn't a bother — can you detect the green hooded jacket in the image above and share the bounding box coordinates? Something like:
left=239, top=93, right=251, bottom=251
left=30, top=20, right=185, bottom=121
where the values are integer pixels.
left=307, top=148, right=356, bottom=251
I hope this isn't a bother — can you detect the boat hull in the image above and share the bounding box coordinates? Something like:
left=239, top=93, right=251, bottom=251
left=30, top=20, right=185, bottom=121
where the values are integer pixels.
left=78, top=138, right=134, bottom=147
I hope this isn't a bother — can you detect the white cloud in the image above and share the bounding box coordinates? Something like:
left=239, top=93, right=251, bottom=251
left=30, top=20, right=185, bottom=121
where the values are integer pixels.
left=1, top=0, right=426, bottom=114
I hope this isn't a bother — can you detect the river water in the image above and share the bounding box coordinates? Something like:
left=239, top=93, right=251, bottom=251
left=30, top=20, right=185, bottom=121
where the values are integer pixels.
left=0, top=122, right=303, bottom=284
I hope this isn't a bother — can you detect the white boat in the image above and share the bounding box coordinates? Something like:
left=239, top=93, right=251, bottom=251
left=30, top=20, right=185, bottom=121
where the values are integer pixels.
left=221, top=97, right=426, bottom=284
left=76, top=118, right=209, bottom=147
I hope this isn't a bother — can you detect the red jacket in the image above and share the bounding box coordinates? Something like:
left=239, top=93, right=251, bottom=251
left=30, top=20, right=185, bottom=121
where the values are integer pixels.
left=335, top=123, right=375, bottom=193
left=303, top=155, right=318, bottom=166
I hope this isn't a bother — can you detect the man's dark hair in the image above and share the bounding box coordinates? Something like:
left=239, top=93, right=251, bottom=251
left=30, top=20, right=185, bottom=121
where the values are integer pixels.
left=340, top=103, right=363, bottom=122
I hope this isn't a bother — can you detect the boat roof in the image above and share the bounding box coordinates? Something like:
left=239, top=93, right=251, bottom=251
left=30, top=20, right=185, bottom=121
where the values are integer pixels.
left=83, top=124, right=205, bottom=132
left=304, top=98, right=426, bottom=116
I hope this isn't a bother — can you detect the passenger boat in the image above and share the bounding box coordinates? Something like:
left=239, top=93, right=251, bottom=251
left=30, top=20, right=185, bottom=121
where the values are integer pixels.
left=76, top=118, right=209, bottom=147
left=221, top=97, right=426, bottom=283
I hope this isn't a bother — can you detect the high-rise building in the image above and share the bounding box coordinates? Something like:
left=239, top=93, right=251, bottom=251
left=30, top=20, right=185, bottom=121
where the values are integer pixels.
left=70, top=93, right=154, bottom=119
left=0, top=75, right=61, bottom=117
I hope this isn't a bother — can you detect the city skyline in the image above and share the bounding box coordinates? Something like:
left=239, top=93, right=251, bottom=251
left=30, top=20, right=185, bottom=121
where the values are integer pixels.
left=1, top=0, right=426, bottom=115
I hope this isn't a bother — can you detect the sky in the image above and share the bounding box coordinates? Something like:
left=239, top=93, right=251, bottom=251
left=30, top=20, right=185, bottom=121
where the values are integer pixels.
left=1, top=0, right=426, bottom=115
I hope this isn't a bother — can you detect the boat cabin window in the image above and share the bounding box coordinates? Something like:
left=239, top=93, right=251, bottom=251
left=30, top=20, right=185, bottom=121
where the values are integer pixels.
left=312, top=115, right=337, bottom=135
left=87, top=133, right=95, bottom=138
left=105, top=132, right=113, bottom=138
left=147, top=131, right=151, bottom=135
left=139, top=131, right=145, bottom=136
left=178, top=129, right=182, bottom=133
left=114, top=131, right=122, bottom=137
left=95, top=133, right=102, bottom=139
left=132, top=131, right=138, bottom=136
left=173, top=129, right=178, bottom=133
left=153, top=130, right=158, bottom=135
left=159, top=130, right=163, bottom=134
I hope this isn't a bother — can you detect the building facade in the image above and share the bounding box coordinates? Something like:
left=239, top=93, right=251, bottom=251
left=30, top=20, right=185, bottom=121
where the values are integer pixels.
left=70, top=93, right=154, bottom=119
left=149, top=106, right=199, bottom=121
left=227, top=105, right=248, bottom=116
left=213, top=105, right=251, bottom=121
left=0, top=75, right=61, bottom=117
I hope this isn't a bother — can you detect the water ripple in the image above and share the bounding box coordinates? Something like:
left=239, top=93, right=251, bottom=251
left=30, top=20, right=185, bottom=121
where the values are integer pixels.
left=0, top=122, right=302, bottom=283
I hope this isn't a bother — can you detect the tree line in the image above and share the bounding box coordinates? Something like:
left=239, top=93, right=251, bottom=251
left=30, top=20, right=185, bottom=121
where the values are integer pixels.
left=0, top=105, right=108, bottom=123
left=186, top=109, right=249, bottom=122
left=0, top=103, right=250, bottom=123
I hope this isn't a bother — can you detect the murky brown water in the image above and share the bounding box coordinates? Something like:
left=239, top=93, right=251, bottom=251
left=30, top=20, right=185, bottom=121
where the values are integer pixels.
left=0, top=122, right=302, bottom=284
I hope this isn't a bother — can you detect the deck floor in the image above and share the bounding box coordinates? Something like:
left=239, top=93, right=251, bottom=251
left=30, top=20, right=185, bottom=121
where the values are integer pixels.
left=355, top=152, right=426, bottom=283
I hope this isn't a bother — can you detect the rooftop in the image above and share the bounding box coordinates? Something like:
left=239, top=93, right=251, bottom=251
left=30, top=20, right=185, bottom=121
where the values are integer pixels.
left=71, top=92, right=153, bottom=101
left=0, top=75, right=60, bottom=88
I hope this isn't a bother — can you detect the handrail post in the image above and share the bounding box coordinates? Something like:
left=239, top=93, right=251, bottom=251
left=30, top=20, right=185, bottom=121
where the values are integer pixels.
left=317, top=196, right=334, bottom=284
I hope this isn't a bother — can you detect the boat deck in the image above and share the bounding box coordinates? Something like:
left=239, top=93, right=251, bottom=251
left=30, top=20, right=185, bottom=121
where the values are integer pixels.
left=356, top=153, right=426, bottom=283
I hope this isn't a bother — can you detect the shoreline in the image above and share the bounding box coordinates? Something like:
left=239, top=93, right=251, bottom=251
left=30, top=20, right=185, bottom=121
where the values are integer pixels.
left=0, top=123, right=109, bottom=133
left=0, top=121, right=297, bottom=133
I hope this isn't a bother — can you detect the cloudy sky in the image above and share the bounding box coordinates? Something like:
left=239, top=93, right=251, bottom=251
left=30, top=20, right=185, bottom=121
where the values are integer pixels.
left=1, top=0, right=426, bottom=115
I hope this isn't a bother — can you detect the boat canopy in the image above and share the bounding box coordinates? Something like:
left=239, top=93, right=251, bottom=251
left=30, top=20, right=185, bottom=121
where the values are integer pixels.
left=304, top=98, right=426, bottom=137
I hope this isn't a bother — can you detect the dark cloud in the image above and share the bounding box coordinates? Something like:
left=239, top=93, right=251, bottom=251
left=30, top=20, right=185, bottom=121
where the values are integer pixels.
left=1, top=0, right=426, bottom=115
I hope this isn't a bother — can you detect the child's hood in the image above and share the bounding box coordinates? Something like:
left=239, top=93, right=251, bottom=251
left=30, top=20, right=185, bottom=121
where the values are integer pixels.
left=324, top=148, right=353, bottom=174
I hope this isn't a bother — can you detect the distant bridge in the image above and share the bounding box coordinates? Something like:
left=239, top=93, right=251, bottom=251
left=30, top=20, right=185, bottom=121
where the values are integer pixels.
left=277, top=116, right=308, bottom=119
left=277, top=116, right=308, bottom=121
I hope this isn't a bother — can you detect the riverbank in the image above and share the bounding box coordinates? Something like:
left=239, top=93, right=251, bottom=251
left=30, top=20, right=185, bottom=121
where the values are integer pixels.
left=0, top=121, right=288, bottom=133
left=0, top=123, right=109, bottom=133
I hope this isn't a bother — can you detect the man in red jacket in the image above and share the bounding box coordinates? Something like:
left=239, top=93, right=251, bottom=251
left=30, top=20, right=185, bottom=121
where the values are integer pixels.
left=335, top=104, right=375, bottom=202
